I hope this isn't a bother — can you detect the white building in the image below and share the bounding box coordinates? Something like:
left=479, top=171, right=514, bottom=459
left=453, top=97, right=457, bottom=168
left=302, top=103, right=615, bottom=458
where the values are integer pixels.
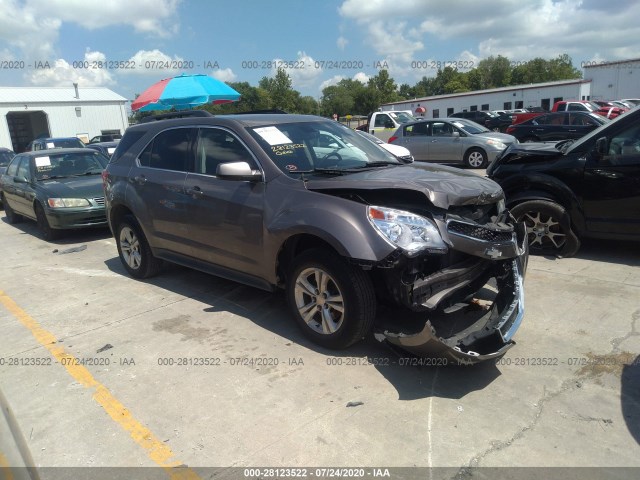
left=0, top=86, right=129, bottom=152
left=583, top=58, right=640, bottom=100
left=381, top=78, right=592, bottom=119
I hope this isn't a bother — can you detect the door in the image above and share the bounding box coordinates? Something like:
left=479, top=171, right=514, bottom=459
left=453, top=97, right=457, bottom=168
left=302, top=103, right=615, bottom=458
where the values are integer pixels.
left=128, top=127, right=196, bottom=255
left=5, top=156, right=36, bottom=217
left=583, top=122, right=640, bottom=236
left=428, top=121, right=462, bottom=161
left=183, top=127, right=265, bottom=277
left=566, top=114, right=601, bottom=140
left=396, top=122, right=429, bottom=161
left=369, top=113, right=395, bottom=142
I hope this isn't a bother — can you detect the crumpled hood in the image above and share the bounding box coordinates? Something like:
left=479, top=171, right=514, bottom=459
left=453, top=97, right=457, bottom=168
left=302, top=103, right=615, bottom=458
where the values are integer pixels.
left=305, top=163, right=504, bottom=208
left=503, top=141, right=566, bottom=156
left=37, top=176, right=104, bottom=198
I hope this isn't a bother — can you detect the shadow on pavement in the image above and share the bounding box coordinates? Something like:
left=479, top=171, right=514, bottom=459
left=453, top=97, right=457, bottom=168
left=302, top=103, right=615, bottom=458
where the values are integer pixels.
left=104, top=257, right=502, bottom=401
left=621, top=355, right=640, bottom=445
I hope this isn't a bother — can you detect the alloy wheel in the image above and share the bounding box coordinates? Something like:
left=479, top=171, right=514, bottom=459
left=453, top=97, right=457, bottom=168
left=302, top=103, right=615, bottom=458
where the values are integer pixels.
left=119, top=226, right=142, bottom=270
left=294, top=267, right=345, bottom=335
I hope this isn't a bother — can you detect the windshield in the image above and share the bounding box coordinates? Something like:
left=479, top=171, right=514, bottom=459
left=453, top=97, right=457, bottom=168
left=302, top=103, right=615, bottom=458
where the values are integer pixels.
left=34, top=152, right=107, bottom=180
left=0, top=151, right=15, bottom=167
left=43, top=138, right=86, bottom=149
left=356, top=130, right=384, bottom=145
left=565, top=109, right=630, bottom=154
left=248, top=121, right=400, bottom=176
left=450, top=120, right=490, bottom=134
left=388, top=112, right=416, bottom=124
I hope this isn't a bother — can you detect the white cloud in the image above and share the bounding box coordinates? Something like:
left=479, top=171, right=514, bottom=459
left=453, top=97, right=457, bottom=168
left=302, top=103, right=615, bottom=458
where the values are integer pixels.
left=337, top=36, right=348, bottom=50
left=352, top=72, right=369, bottom=84
left=210, top=68, right=236, bottom=83
left=28, top=50, right=114, bottom=86
left=123, top=49, right=185, bottom=76
left=319, top=75, right=345, bottom=91
left=271, top=51, right=323, bottom=89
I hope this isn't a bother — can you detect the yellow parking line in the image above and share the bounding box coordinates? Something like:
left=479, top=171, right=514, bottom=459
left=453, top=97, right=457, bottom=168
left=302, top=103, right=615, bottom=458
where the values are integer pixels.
left=0, top=451, right=15, bottom=480
left=0, top=291, right=201, bottom=480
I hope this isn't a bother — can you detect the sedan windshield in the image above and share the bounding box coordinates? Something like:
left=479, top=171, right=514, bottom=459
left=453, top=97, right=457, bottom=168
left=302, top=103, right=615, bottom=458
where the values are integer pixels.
left=249, top=121, right=401, bottom=176
left=388, top=112, right=416, bottom=124
left=450, top=120, right=490, bottom=135
left=34, top=152, right=107, bottom=180
left=0, top=151, right=15, bottom=167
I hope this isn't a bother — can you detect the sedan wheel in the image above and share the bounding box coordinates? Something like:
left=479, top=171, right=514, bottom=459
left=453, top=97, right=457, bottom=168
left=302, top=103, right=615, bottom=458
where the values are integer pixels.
left=510, top=200, right=580, bottom=257
left=287, top=249, right=375, bottom=349
left=35, top=203, right=60, bottom=241
left=2, top=194, right=22, bottom=224
left=464, top=148, right=488, bottom=168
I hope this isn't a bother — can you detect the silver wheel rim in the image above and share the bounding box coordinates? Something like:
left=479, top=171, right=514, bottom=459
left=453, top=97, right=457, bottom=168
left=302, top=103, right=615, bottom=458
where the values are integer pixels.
left=521, top=211, right=567, bottom=250
left=119, top=226, right=142, bottom=270
left=468, top=151, right=484, bottom=167
left=294, top=267, right=345, bottom=335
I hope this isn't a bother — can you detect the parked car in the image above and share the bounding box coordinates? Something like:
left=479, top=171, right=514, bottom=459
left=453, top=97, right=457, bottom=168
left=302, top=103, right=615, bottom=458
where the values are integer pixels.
left=86, top=141, right=119, bottom=158
left=26, top=137, right=86, bottom=151
left=355, top=130, right=413, bottom=163
left=388, top=118, right=517, bottom=168
left=89, top=134, right=122, bottom=143
left=1, top=149, right=109, bottom=240
left=0, top=147, right=16, bottom=207
left=505, top=112, right=608, bottom=142
left=103, top=111, right=528, bottom=363
left=487, top=106, right=640, bottom=257
left=449, top=111, right=513, bottom=132
left=620, top=98, right=640, bottom=107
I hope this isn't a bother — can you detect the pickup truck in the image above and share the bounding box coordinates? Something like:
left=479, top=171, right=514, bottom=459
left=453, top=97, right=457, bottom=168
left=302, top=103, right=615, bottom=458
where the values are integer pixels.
left=513, top=101, right=627, bottom=125
left=356, top=111, right=417, bottom=141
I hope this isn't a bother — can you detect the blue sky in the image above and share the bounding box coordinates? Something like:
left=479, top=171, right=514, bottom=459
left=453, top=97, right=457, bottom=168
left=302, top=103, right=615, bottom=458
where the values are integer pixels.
left=1, top=0, right=639, bottom=103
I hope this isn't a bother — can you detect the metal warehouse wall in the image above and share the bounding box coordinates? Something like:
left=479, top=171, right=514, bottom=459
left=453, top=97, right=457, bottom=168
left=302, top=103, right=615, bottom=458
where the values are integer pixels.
left=382, top=81, right=591, bottom=118
left=586, top=61, right=640, bottom=100
left=0, top=102, right=128, bottom=150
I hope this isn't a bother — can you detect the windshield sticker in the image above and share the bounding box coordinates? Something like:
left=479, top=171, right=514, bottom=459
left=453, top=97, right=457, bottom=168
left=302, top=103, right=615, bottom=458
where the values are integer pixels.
left=35, top=156, right=51, bottom=167
left=107, top=147, right=116, bottom=154
left=46, top=142, right=55, bottom=148
left=451, top=122, right=465, bottom=128
left=254, top=126, right=293, bottom=146
left=285, top=164, right=298, bottom=171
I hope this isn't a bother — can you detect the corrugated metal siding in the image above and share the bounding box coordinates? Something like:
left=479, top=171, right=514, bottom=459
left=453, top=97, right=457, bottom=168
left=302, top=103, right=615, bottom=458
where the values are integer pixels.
left=0, top=87, right=127, bottom=104
left=586, top=61, right=640, bottom=99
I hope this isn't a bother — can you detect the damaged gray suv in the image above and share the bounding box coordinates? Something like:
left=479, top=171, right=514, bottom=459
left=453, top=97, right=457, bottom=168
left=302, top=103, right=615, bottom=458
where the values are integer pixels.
left=103, top=112, right=528, bottom=364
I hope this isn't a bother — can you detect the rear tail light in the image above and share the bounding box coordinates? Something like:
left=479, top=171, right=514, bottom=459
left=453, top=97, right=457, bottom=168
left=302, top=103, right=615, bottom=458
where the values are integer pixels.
left=388, top=136, right=398, bottom=143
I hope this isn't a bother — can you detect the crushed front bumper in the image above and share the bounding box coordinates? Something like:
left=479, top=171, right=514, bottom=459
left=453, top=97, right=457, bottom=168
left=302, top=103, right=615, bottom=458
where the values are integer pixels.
left=375, top=217, right=528, bottom=365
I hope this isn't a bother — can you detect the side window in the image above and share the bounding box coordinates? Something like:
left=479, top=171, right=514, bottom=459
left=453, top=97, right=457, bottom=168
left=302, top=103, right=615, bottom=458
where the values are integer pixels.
left=607, top=124, right=640, bottom=161
left=404, top=122, right=428, bottom=136
left=195, top=128, right=255, bottom=176
left=431, top=122, right=453, bottom=137
left=138, top=128, right=196, bottom=172
left=374, top=114, right=390, bottom=128
left=6, top=156, right=21, bottom=176
left=16, top=157, right=31, bottom=180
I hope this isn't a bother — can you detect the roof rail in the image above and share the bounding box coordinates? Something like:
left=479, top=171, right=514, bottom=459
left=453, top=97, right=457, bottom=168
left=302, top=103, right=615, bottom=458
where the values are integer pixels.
left=139, top=110, right=213, bottom=123
left=233, top=109, right=289, bottom=114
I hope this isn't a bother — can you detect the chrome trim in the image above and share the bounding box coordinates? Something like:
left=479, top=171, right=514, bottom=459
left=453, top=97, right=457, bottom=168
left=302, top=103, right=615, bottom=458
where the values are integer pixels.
left=498, top=259, right=525, bottom=342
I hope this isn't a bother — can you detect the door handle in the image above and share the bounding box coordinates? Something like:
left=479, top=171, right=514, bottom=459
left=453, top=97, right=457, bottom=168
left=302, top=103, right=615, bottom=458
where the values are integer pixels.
left=131, top=175, right=146, bottom=185
left=186, top=186, right=204, bottom=197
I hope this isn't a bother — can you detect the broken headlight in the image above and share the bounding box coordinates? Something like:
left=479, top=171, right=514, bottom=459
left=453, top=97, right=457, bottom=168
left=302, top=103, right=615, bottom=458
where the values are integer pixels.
left=368, top=206, right=447, bottom=255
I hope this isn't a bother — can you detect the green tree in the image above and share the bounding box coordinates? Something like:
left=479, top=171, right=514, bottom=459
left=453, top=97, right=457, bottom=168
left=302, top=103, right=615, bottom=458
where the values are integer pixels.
left=258, top=68, right=297, bottom=111
left=367, top=69, right=400, bottom=104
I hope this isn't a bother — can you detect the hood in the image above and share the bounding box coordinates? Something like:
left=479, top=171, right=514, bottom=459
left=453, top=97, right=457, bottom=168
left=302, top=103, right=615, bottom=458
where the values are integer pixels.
left=475, top=131, right=517, bottom=143
left=305, top=163, right=504, bottom=209
left=37, top=175, right=104, bottom=198
left=501, top=141, right=565, bottom=156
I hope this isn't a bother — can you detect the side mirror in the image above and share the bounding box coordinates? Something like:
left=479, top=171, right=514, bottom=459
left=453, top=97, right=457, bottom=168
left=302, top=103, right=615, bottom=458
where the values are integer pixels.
left=216, top=161, right=262, bottom=182
left=595, top=137, right=608, bottom=156
left=452, top=131, right=461, bottom=138
left=13, top=176, right=28, bottom=184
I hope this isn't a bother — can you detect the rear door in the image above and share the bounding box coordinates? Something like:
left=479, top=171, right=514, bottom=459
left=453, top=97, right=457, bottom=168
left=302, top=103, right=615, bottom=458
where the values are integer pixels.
left=128, top=127, right=196, bottom=256
left=395, top=122, right=429, bottom=161
left=583, top=121, right=640, bottom=236
left=183, top=127, right=265, bottom=277
left=428, top=121, right=461, bottom=161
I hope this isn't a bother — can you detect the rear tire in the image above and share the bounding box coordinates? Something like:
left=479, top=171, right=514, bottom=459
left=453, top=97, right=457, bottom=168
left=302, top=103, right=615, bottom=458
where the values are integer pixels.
left=115, top=215, right=162, bottom=278
left=286, top=248, right=376, bottom=349
left=35, top=202, right=60, bottom=241
left=3, top=194, right=22, bottom=224
left=463, top=148, right=488, bottom=168
left=510, top=200, right=580, bottom=257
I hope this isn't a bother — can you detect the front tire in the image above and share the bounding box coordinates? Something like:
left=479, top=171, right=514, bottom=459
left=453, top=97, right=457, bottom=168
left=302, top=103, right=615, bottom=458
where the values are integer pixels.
left=286, top=249, right=376, bottom=349
left=115, top=215, right=162, bottom=278
left=3, top=194, right=22, bottom=224
left=510, top=200, right=580, bottom=257
left=35, top=202, right=60, bottom=241
left=464, top=148, right=488, bottom=168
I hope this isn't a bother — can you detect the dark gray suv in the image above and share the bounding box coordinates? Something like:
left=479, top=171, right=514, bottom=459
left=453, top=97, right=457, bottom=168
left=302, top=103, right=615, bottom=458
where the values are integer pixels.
left=103, top=112, right=528, bottom=363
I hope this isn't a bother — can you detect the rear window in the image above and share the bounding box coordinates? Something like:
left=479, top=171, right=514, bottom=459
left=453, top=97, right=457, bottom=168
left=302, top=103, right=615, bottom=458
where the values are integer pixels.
left=0, top=150, right=15, bottom=167
left=109, top=131, right=146, bottom=164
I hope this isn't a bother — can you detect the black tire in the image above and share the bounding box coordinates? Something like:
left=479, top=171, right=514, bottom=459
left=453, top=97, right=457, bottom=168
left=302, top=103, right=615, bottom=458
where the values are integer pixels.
left=3, top=194, right=22, bottom=224
left=286, top=248, right=376, bottom=349
left=510, top=200, right=580, bottom=257
left=35, top=202, right=60, bottom=241
left=463, top=148, right=488, bottom=168
left=115, top=214, right=162, bottom=278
